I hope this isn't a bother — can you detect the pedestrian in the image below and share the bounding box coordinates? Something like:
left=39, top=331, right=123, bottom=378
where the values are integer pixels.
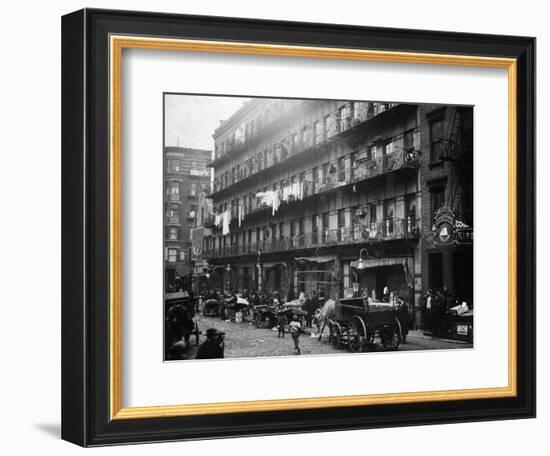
left=383, top=285, right=390, bottom=302
left=301, top=294, right=312, bottom=327
left=431, top=291, right=442, bottom=338
left=289, top=314, right=304, bottom=355
left=196, top=328, right=225, bottom=359
left=277, top=311, right=288, bottom=338
left=310, top=290, right=320, bottom=314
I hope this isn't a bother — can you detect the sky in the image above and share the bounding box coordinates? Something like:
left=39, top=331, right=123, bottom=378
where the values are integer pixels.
left=164, top=94, right=250, bottom=153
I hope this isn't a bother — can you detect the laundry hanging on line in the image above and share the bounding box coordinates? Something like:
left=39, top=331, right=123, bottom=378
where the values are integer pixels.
left=222, top=210, right=231, bottom=235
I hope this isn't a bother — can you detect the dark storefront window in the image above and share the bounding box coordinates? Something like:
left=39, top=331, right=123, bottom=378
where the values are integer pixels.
left=429, top=253, right=444, bottom=291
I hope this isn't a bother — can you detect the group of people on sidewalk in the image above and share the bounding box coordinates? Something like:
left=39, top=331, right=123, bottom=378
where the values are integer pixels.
left=423, top=288, right=470, bottom=338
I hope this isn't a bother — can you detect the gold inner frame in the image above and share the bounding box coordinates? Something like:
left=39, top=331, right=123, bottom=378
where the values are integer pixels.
left=109, top=35, right=517, bottom=420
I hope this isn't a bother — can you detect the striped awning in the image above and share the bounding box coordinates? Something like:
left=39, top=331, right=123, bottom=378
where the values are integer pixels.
left=295, top=255, right=336, bottom=263
left=350, top=257, right=412, bottom=270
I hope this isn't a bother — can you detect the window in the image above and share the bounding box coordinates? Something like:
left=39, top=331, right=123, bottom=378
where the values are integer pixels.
left=191, top=161, right=198, bottom=169
left=190, top=182, right=197, bottom=196
left=369, top=203, right=377, bottom=223
left=299, top=218, right=305, bottom=235
left=340, top=104, right=351, bottom=131
left=338, top=106, right=346, bottom=132
left=168, top=159, right=180, bottom=172
left=383, top=138, right=393, bottom=156
left=337, top=209, right=346, bottom=228
left=430, top=186, right=445, bottom=222
left=313, top=120, right=321, bottom=144
left=366, top=145, right=375, bottom=161
left=170, top=182, right=179, bottom=195
left=405, top=194, right=417, bottom=232
left=311, top=215, right=318, bottom=232
left=383, top=199, right=395, bottom=235
left=404, top=129, right=415, bottom=151
left=323, top=114, right=330, bottom=139
left=290, top=220, right=296, bottom=238
left=430, top=118, right=444, bottom=162
left=312, top=167, right=318, bottom=191
left=180, top=251, right=185, bottom=261
left=168, top=248, right=177, bottom=263
left=168, top=228, right=178, bottom=240
left=279, top=222, right=285, bottom=239
left=338, top=157, right=345, bottom=182
left=337, top=209, right=346, bottom=241
left=311, top=215, right=319, bottom=244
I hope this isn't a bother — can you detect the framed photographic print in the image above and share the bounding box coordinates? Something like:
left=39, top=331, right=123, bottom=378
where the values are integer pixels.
left=61, top=8, right=535, bottom=446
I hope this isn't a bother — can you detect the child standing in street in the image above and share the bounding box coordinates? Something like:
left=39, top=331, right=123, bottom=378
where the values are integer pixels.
left=277, top=312, right=288, bottom=338
left=289, top=314, right=303, bottom=355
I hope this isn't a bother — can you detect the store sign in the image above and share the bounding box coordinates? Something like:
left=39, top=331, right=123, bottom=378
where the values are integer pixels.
left=425, top=206, right=473, bottom=248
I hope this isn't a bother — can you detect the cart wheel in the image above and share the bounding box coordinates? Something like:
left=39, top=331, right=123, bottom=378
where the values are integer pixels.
left=349, top=316, right=367, bottom=353
left=331, top=322, right=343, bottom=348
left=382, top=319, right=401, bottom=351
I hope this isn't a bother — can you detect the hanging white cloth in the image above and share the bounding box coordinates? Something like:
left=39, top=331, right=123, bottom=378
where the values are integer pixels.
left=256, top=190, right=281, bottom=215
left=238, top=204, right=243, bottom=227
left=271, top=192, right=281, bottom=215
left=214, top=213, right=223, bottom=228
left=222, top=210, right=231, bottom=235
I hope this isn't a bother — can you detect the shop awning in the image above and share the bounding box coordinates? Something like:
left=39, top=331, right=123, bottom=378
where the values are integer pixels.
left=262, top=262, right=287, bottom=269
left=295, top=255, right=336, bottom=263
left=350, top=257, right=412, bottom=270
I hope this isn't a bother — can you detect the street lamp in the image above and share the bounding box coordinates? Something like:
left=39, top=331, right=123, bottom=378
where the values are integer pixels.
left=225, top=263, right=231, bottom=294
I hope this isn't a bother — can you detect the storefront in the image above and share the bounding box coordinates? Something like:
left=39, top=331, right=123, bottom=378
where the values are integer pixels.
left=294, top=255, right=339, bottom=299
left=424, top=206, right=473, bottom=302
left=350, top=256, right=414, bottom=303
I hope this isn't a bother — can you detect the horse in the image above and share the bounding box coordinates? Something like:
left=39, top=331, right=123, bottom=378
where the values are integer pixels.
left=314, top=298, right=337, bottom=341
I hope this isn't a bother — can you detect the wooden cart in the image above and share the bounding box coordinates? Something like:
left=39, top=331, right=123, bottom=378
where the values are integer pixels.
left=328, top=297, right=407, bottom=352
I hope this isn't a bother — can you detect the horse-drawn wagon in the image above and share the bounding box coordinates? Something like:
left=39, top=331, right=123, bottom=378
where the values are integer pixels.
left=328, top=296, right=408, bottom=352
left=202, top=298, right=222, bottom=317
left=165, top=291, right=200, bottom=350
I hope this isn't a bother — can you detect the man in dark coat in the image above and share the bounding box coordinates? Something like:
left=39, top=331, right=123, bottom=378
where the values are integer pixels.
left=196, top=328, right=225, bottom=359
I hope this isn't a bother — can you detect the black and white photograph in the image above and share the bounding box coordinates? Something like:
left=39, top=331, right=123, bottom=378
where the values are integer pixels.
left=163, top=94, right=474, bottom=361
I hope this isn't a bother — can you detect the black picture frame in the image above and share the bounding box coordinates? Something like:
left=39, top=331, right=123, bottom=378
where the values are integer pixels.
left=62, top=8, right=535, bottom=447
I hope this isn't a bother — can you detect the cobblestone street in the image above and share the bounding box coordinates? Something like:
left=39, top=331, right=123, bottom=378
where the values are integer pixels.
left=177, top=314, right=472, bottom=360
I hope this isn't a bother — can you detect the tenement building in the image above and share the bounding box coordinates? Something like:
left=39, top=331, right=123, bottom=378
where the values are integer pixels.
left=164, top=146, right=212, bottom=291
left=203, top=98, right=473, bottom=326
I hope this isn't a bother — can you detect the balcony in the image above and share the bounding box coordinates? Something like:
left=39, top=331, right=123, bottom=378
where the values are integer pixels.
left=166, top=216, right=180, bottom=226
left=219, top=148, right=419, bottom=222
left=168, top=194, right=181, bottom=203
left=202, top=215, right=216, bottom=228
left=211, top=100, right=309, bottom=167
left=204, top=218, right=419, bottom=259
left=210, top=101, right=403, bottom=197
